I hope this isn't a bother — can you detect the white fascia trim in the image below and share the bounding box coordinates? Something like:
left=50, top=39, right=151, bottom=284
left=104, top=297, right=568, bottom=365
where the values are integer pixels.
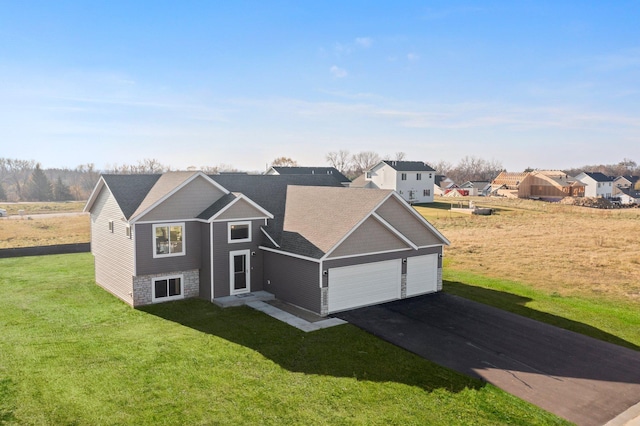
left=135, top=218, right=204, bottom=225
left=370, top=212, right=418, bottom=250
left=131, top=172, right=229, bottom=224
left=211, top=216, right=269, bottom=223
left=133, top=224, right=137, bottom=276
left=210, top=222, right=214, bottom=301
left=83, top=176, right=106, bottom=213
left=324, top=247, right=412, bottom=262
left=258, top=246, right=321, bottom=263
left=322, top=191, right=396, bottom=259
left=389, top=192, right=452, bottom=246
left=260, top=228, right=280, bottom=248
left=417, top=244, right=445, bottom=249
left=319, top=260, right=323, bottom=289
left=208, top=194, right=273, bottom=222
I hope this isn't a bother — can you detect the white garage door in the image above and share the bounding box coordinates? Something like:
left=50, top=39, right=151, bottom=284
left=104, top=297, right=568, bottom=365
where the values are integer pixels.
left=406, top=254, right=438, bottom=296
left=328, top=259, right=401, bottom=313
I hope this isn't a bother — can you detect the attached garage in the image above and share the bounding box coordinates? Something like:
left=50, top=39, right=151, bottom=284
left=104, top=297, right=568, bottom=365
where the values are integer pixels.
left=406, top=254, right=438, bottom=296
left=327, top=259, right=401, bottom=313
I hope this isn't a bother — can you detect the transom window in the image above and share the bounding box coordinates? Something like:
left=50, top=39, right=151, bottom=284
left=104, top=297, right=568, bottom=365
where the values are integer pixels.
left=228, top=221, right=251, bottom=243
left=152, top=275, right=183, bottom=302
left=153, top=223, right=185, bottom=257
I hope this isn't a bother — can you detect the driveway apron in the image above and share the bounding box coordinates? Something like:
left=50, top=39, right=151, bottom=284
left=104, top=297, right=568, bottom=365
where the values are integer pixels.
left=336, top=293, right=640, bottom=426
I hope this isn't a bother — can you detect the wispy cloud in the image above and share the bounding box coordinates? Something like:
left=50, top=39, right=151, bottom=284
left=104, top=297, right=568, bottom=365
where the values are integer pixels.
left=330, top=65, right=348, bottom=78
left=407, top=53, right=420, bottom=62
left=355, top=37, right=373, bottom=48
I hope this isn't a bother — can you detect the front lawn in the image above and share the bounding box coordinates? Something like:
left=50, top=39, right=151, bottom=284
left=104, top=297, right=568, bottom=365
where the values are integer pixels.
left=0, top=254, right=567, bottom=425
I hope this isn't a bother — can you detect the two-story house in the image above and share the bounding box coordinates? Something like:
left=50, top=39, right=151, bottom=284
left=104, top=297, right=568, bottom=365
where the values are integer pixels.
left=84, top=171, right=450, bottom=316
left=575, top=172, right=615, bottom=198
left=352, top=161, right=436, bottom=204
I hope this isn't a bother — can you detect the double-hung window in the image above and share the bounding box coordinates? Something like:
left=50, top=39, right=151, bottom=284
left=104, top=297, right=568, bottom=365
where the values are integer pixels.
left=416, top=173, right=422, bottom=180
left=401, top=173, right=407, bottom=181
left=153, top=223, right=185, bottom=257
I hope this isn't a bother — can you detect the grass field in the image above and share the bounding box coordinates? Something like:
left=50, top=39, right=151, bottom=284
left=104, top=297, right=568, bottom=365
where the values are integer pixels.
left=413, top=197, right=640, bottom=350
left=0, top=254, right=567, bottom=425
left=0, top=201, right=85, bottom=216
left=0, top=215, right=90, bottom=248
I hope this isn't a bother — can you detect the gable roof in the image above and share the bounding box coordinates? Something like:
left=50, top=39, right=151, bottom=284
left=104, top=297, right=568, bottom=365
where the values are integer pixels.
left=283, top=186, right=393, bottom=257
left=580, top=172, right=615, bottom=182
left=209, top=174, right=344, bottom=245
left=269, top=166, right=350, bottom=183
left=84, top=174, right=161, bottom=219
left=129, top=172, right=229, bottom=222
left=531, top=171, right=585, bottom=188
left=377, top=160, right=435, bottom=172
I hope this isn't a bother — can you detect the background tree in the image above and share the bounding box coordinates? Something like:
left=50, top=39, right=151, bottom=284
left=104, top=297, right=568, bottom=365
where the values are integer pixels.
left=25, top=163, right=53, bottom=201
left=270, top=157, right=298, bottom=168
left=431, top=156, right=503, bottom=184
left=4, top=158, right=34, bottom=200
left=0, top=182, right=7, bottom=201
left=326, top=150, right=351, bottom=174
left=52, top=176, right=72, bottom=201
left=350, top=151, right=381, bottom=176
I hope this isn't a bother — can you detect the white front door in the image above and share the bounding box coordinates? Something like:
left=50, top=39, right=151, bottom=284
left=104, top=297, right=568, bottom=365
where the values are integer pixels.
left=230, top=249, right=250, bottom=295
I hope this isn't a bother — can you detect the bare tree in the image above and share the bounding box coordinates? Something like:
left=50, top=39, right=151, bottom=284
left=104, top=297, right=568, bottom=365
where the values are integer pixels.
left=326, top=150, right=351, bottom=174
left=394, top=152, right=406, bottom=161
left=429, top=160, right=453, bottom=176
left=4, top=158, right=35, bottom=200
left=270, top=157, right=298, bottom=168
left=201, top=164, right=238, bottom=174
left=351, top=151, right=381, bottom=176
left=444, top=156, right=503, bottom=183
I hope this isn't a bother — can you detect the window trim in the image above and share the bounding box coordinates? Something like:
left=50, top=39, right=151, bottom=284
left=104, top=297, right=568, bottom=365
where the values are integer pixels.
left=416, top=173, right=422, bottom=180
left=108, top=220, right=114, bottom=233
left=153, top=222, right=186, bottom=258
left=228, top=221, right=252, bottom=244
left=401, top=173, right=407, bottom=181
left=152, top=274, right=184, bottom=303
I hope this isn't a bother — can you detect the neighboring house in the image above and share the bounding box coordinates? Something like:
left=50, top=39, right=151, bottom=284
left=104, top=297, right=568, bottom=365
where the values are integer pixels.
left=459, top=181, right=491, bottom=196
left=575, top=172, right=615, bottom=198
left=518, top=171, right=585, bottom=199
left=352, top=160, right=436, bottom=204
left=616, top=186, right=640, bottom=205
left=84, top=171, right=450, bottom=316
left=613, top=176, right=640, bottom=196
left=490, top=171, right=528, bottom=198
left=434, top=175, right=455, bottom=196
left=266, top=166, right=350, bottom=186
left=443, top=188, right=469, bottom=197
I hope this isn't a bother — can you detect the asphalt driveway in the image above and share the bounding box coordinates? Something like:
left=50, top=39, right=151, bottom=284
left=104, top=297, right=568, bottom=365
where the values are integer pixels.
left=335, top=293, right=640, bottom=426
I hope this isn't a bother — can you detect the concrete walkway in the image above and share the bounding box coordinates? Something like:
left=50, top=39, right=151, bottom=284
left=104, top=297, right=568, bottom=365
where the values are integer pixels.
left=213, top=291, right=346, bottom=332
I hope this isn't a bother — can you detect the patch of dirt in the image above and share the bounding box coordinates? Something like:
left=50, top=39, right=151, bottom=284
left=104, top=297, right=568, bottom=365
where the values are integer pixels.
left=559, top=197, right=615, bottom=209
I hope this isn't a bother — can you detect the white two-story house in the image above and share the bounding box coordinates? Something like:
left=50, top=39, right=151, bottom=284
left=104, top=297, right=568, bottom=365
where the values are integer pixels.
left=575, top=172, right=615, bottom=198
left=355, top=160, right=436, bottom=204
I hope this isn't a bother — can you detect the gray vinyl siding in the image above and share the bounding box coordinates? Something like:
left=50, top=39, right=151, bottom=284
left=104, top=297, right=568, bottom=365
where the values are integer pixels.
left=216, top=199, right=268, bottom=220
left=135, top=221, right=203, bottom=276
left=376, top=197, right=444, bottom=247
left=322, top=246, right=442, bottom=287
left=328, top=216, right=409, bottom=258
left=137, top=176, right=226, bottom=222
left=212, top=219, right=264, bottom=298
left=263, top=251, right=321, bottom=313
left=199, top=223, right=212, bottom=301
left=90, top=187, right=135, bottom=305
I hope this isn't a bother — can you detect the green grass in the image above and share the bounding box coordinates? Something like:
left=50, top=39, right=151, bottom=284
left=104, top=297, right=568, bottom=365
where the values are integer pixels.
left=443, top=268, right=640, bottom=351
left=0, top=254, right=568, bottom=425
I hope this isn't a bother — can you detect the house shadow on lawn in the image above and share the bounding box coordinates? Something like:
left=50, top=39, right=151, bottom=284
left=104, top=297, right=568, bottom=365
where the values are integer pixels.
left=139, top=299, right=484, bottom=394
left=444, top=280, right=640, bottom=352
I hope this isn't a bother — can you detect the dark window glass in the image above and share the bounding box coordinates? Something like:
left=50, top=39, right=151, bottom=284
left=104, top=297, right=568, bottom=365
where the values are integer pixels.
left=155, top=279, right=168, bottom=298
left=230, top=224, right=249, bottom=240
left=168, top=278, right=181, bottom=296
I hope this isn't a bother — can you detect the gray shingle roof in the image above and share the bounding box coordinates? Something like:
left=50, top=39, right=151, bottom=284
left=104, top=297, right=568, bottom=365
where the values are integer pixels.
left=209, top=174, right=344, bottom=247
left=583, top=172, right=615, bottom=182
left=271, top=166, right=350, bottom=183
left=283, top=186, right=392, bottom=257
left=380, top=161, right=435, bottom=172
left=101, top=174, right=161, bottom=219
left=197, top=193, right=237, bottom=220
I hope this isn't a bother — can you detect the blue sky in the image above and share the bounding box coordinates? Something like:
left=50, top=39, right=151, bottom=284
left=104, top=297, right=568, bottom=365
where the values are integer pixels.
left=1, top=1, right=639, bottom=172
